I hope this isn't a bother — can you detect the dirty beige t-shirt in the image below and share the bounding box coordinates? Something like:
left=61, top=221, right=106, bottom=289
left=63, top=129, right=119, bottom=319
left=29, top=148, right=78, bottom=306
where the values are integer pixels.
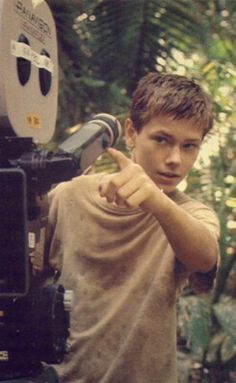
left=47, top=173, right=220, bottom=383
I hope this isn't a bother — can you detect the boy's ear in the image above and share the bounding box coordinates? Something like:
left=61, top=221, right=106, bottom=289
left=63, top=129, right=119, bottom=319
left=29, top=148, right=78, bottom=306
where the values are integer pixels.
left=125, top=118, right=137, bottom=148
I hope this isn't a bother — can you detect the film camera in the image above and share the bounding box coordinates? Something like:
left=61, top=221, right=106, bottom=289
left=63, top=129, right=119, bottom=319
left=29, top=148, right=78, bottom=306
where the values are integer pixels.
left=0, top=1, right=121, bottom=382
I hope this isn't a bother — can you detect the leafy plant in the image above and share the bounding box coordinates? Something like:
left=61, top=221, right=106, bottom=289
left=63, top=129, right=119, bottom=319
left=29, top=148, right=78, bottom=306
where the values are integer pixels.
left=176, top=60, right=236, bottom=382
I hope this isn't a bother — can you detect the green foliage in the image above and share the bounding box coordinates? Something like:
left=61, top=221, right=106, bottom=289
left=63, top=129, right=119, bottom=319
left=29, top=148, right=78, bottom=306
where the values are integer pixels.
left=176, top=60, right=236, bottom=381
left=214, top=295, right=236, bottom=339
left=77, top=0, right=204, bottom=93
left=178, top=296, right=212, bottom=362
left=47, top=0, right=214, bottom=140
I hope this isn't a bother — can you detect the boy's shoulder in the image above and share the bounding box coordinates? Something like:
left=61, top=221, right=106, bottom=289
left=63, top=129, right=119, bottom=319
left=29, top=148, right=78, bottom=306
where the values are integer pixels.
left=50, top=173, right=102, bottom=195
left=172, top=188, right=213, bottom=211
left=173, top=188, right=220, bottom=237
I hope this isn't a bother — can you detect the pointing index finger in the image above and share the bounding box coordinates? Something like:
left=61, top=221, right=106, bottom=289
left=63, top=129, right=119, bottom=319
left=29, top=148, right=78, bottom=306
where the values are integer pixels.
left=107, top=147, right=132, bottom=170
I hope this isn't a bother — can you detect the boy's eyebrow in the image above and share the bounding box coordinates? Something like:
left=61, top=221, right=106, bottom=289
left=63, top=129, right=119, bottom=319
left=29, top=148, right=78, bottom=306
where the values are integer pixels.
left=150, top=131, right=202, bottom=143
left=184, top=138, right=202, bottom=143
left=150, top=131, right=173, bottom=139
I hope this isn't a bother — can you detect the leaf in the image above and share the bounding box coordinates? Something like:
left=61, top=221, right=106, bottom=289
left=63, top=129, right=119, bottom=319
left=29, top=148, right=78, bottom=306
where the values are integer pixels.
left=221, top=334, right=236, bottom=363
left=79, top=76, right=106, bottom=88
left=226, top=197, right=236, bottom=208
left=213, top=296, right=236, bottom=340
left=187, top=297, right=212, bottom=362
left=206, top=331, right=226, bottom=364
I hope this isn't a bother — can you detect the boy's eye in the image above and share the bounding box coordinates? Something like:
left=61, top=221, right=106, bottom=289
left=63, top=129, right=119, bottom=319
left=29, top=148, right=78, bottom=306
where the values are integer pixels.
left=154, top=136, right=168, bottom=144
left=183, top=143, right=199, bottom=150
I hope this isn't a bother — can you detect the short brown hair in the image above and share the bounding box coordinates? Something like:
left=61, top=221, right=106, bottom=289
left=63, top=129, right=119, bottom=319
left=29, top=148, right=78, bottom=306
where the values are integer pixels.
left=130, top=73, right=213, bottom=137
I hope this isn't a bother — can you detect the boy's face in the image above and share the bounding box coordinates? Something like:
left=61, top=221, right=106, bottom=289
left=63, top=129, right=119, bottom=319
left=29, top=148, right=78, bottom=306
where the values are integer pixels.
left=125, top=115, right=203, bottom=194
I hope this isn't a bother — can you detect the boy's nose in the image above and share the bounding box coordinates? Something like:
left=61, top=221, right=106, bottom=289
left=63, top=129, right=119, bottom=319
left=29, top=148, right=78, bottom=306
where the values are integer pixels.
left=165, top=146, right=181, bottom=166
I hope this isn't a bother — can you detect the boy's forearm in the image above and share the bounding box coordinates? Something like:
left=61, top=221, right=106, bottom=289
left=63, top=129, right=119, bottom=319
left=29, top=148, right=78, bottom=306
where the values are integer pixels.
left=100, top=148, right=218, bottom=273
left=149, top=191, right=218, bottom=273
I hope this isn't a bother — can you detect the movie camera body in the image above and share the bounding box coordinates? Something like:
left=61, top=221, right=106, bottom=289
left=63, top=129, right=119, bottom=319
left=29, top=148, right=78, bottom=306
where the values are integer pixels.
left=0, top=1, right=121, bottom=382
left=0, top=0, right=69, bottom=381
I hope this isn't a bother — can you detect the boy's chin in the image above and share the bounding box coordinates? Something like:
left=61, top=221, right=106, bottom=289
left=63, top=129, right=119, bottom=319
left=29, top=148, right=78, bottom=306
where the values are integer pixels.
left=161, top=185, right=178, bottom=195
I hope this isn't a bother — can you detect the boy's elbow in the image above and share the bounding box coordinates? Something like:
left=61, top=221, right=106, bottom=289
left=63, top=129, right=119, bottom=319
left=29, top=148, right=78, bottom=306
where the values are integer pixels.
left=198, top=240, right=219, bottom=274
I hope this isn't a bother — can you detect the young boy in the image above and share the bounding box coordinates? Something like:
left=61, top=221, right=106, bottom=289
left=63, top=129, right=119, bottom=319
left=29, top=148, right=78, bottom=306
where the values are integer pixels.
left=47, top=73, right=220, bottom=383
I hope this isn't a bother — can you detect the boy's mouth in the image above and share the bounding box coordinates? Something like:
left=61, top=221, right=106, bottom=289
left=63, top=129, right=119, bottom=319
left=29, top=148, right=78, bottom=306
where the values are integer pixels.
left=157, top=172, right=181, bottom=185
left=158, top=172, right=180, bottom=179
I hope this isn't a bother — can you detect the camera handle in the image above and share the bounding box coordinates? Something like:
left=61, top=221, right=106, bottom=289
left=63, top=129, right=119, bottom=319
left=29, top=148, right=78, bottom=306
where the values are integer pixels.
left=0, top=365, right=59, bottom=382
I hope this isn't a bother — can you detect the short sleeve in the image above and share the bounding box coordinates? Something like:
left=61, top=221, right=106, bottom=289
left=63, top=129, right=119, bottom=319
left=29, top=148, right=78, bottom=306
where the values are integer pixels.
left=181, top=199, right=220, bottom=294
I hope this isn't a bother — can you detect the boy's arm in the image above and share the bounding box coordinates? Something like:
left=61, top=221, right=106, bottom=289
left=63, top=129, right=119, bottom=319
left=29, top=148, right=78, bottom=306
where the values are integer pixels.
left=99, top=148, right=218, bottom=274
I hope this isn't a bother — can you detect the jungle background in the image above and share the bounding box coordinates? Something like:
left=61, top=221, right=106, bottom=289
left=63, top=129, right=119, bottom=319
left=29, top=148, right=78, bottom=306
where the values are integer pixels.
left=46, top=0, right=236, bottom=382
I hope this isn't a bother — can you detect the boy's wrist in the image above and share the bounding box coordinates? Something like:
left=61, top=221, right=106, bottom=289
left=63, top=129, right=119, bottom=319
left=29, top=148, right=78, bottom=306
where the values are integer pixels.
left=141, top=186, right=170, bottom=217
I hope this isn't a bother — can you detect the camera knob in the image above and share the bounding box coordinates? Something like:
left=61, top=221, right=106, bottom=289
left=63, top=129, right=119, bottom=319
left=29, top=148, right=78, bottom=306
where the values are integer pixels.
left=63, top=289, right=74, bottom=311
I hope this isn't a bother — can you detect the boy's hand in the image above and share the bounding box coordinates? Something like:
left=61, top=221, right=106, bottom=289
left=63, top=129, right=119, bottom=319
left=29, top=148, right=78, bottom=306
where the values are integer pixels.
left=98, top=147, right=161, bottom=210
